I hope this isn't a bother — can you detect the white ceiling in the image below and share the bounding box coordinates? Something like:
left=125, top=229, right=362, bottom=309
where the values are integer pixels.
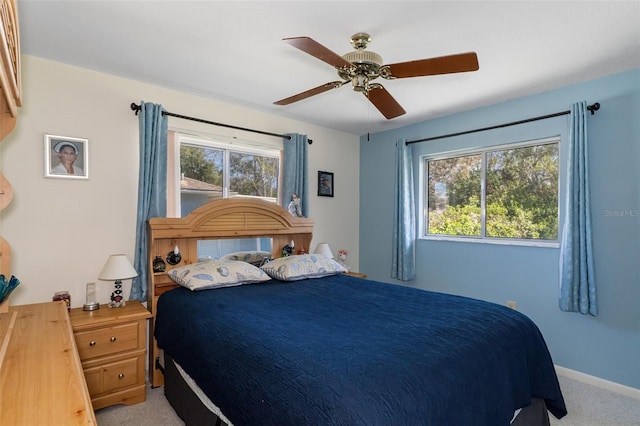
left=17, top=1, right=640, bottom=135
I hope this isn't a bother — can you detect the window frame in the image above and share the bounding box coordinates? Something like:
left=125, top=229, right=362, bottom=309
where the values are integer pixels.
left=170, top=133, right=281, bottom=217
left=419, top=136, right=561, bottom=248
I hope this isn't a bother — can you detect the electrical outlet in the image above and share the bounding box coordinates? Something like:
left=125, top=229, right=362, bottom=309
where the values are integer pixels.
left=506, top=300, right=517, bottom=310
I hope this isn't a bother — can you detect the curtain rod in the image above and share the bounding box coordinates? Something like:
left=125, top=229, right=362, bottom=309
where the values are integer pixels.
left=130, top=103, right=313, bottom=144
left=406, top=102, right=600, bottom=145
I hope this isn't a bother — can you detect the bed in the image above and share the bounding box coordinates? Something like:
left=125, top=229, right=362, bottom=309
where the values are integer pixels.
left=146, top=198, right=566, bottom=425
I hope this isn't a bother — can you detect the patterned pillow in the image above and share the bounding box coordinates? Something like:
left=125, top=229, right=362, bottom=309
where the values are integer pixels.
left=260, top=254, right=346, bottom=281
left=167, top=260, right=270, bottom=291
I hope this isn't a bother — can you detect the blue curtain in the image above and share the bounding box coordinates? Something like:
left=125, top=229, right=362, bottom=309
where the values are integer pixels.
left=281, top=133, right=309, bottom=217
left=559, top=101, right=597, bottom=315
left=129, top=102, right=168, bottom=302
left=392, top=139, right=415, bottom=281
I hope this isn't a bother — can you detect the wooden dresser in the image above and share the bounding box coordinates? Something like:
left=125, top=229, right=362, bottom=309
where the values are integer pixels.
left=0, top=301, right=97, bottom=425
left=69, top=301, right=152, bottom=410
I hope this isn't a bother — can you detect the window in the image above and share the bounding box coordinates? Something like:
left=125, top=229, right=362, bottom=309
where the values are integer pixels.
left=424, top=138, right=559, bottom=243
left=177, top=135, right=280, bottom=217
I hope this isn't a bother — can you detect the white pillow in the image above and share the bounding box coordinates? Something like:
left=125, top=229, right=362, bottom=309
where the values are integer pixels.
left=167, top=259, right=270, bottom=291
left=260, top=254, right=346, bottom=281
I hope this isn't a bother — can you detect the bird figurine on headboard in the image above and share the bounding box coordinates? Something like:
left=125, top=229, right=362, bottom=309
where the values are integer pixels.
left=287, top=193, right=303, bottom=217
left=282, top=240, right=295, bottom=257
left=337, top=249, right=351, bottom=272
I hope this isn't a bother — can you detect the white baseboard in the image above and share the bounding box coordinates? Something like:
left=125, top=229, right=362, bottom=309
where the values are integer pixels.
left=555, top=365, right=640, bottom=401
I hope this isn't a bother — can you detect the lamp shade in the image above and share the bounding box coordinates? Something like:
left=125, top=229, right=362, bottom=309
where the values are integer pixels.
left=314, top=243, right=334, bottom=259
left=98, top=254, right=138, bottom=280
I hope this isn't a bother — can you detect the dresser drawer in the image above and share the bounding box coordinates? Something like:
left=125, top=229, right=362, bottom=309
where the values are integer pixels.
left=75, top=321, right=139, bottom=360
left=84, top=356, right=140, bottom=396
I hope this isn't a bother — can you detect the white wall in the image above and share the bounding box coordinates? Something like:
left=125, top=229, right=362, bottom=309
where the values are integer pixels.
left=0, top=55, right=360, bottom=308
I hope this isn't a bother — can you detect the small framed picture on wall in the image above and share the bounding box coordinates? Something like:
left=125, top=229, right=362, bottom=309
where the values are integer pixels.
left=44, top=134, right=89, bottom=179
left=318, top=171, right=334, bottom=197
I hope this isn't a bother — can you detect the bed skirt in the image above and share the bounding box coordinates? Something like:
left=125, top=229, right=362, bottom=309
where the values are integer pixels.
left=165, top=352, right=228, bottom=426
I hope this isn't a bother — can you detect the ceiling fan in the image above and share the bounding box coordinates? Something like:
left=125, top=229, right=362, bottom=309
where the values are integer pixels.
left=274, top=32, right=479, bottom=119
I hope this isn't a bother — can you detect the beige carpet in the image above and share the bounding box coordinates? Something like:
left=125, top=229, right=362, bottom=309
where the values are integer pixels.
left=95, top=385, right=183, bottom=426
left=549, top=376, right=640, bottom=426
left=95, top=375, right=640, bottom=426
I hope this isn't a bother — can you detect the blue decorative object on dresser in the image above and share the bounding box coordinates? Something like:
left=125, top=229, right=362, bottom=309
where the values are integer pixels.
left=0, top=274, right=19, bottom=306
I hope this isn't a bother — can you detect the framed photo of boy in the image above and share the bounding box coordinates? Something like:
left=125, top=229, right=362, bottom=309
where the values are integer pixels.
left=44, top=134, right=89, bottom=179
left=317, top=171, right=334, bottom=197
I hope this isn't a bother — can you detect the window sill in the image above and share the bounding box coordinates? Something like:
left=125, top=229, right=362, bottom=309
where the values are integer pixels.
left=420, top=235, right=560, bottom=248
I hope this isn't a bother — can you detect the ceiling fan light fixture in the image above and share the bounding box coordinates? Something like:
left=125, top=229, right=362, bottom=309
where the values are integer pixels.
left=351, top=74, right=368, bottom=92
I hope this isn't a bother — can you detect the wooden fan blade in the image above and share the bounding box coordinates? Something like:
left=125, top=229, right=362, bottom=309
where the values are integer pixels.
left=274, top=81, right=346, bottom=105
left=366, top=84, right=406, bottom=119
left=283, top=36, right=353, bottom=69
left=384, top=52, right=479, bottom=79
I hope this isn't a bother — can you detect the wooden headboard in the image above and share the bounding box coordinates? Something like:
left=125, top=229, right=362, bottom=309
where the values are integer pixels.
left=147, top=197, right=314, bottom=387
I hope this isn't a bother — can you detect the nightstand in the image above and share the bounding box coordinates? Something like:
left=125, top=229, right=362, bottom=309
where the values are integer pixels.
left=69, top=300, right=152, bottom=410
left=344, top=271, right=367, bottom=278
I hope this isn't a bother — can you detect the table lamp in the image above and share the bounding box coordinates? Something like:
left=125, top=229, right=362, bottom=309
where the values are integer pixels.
left=99, top=254, right=138, bottom=308
left=314, top=243, right=334, bottom=259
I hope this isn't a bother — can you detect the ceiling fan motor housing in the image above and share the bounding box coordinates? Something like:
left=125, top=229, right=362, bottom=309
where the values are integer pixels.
left=338, top=33, right=385, bottom=92
left=342, top=50, right=383, bottom=67
left=339, top=51, right=383, bottom=92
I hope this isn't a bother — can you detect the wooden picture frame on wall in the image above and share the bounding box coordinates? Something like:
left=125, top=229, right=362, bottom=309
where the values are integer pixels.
left=44, top=134, right=89, bottom=179
left=317, top=171, right=334, bottom=197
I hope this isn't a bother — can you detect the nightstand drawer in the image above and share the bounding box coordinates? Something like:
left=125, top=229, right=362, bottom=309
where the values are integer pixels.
left=75, top=322, right=139, bottom=360
left=85, top=356, right=140, bottom=395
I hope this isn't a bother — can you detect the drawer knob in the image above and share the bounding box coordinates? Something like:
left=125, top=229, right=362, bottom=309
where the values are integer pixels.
left=110, top=337, right=117, bottom=343
left=118, top=373, right=125, bottom=379
left=89, top=340, right=96, bottom=347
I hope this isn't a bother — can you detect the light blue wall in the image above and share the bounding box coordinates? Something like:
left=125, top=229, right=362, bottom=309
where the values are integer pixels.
left=359, top=69, right=640, bottom=389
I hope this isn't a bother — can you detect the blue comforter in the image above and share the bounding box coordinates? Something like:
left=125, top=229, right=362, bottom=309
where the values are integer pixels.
left=155, top=274, right=566, bottom=425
